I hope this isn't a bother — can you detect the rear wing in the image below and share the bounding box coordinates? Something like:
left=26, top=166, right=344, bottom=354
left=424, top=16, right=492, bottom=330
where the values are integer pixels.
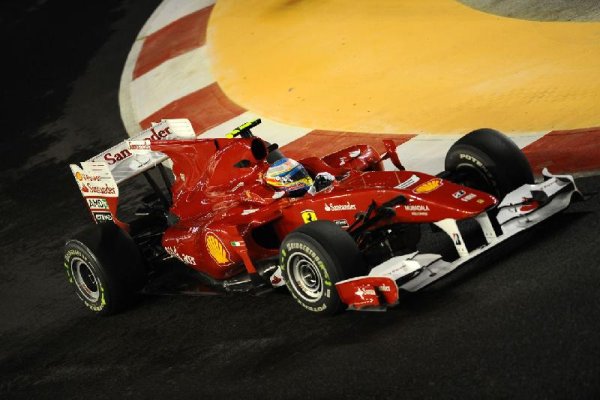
left=84, top=118, right=195, bottom=183
left=69, top=119, right=196, bottom=228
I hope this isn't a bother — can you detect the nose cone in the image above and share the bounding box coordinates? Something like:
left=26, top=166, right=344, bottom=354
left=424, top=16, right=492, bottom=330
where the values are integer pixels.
left=408, top=176, right=497, bottom=219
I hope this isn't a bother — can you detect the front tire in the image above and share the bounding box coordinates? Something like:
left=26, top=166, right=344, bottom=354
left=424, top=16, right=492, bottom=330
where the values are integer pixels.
left=64, top=223, right=145, bottom=315
left=444, top=128, right=534, bottom=198
left=280, top=221, right=366, bottom=315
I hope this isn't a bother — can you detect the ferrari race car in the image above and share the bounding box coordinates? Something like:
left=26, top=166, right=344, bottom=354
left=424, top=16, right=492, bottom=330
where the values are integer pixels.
left=65, top=118, right=581, bottom=315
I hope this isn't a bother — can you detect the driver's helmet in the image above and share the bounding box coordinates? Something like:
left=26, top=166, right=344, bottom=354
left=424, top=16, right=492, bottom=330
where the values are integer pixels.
left=265, top=158, right=313, bottom=197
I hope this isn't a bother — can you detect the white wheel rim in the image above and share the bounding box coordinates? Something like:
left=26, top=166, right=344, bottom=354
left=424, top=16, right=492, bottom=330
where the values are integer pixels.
left=287, top=253, right=324, bottom=303
left=70, top=256, right=100, bottom=302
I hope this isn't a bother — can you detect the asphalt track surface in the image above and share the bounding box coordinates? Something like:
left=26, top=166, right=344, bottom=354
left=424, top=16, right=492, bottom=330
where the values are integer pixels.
left=1, top=1, right=599, bottom=399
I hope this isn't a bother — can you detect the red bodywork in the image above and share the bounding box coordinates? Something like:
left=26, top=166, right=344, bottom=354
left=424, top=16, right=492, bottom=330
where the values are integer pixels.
left=149, top=137, right=497, bottom=281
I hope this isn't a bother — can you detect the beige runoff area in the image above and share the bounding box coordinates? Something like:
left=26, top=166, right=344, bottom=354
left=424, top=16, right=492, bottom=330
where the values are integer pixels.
left=207, top=0, right=600, bottom=135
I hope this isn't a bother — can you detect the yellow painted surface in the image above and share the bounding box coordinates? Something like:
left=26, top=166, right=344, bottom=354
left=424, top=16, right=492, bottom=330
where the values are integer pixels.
left=207, top=0, right=600, bottom=134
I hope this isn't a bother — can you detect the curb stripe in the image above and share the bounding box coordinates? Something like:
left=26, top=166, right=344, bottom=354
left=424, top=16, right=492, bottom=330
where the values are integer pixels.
left=523, top=128, right=600, bottom=174
left=199, top=111, right=313, bottom=146
left=281, top=130, right=416, bottom=160
left=119, top=38, right=144, bottom=135
left=131, top=46, right=215, bottom=121
left=394, top=134, right=462, bottom=175
left=140, top=83, right=245, bottom=132
left=140, top=0, right=215, bottom=37
left=133, top=6, right=213, bottom=79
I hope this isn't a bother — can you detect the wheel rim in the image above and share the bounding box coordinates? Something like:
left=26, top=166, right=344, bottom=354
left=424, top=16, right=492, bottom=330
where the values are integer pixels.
left=287, top=253, right=324, bottom=303
left=70, top=257, right=100, bottom=302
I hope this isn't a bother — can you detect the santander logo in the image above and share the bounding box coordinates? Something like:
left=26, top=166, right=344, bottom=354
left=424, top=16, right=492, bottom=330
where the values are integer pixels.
left=324, top=202, right=357, bottom=212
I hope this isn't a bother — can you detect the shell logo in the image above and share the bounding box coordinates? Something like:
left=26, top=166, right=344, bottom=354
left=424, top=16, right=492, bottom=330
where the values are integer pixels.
left=75, top=171, right=83, bottom=181
left=413, top=178, right=443, bottom=194
left=205, top=232, right=232, bottom=265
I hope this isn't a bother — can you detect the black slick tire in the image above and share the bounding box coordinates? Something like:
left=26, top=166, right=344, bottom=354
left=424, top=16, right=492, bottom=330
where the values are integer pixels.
left=280, top=220, right=366, bottom=315
left=64, top=223, right=145, bottom=316
left=444, top=128, right=534, bottom=198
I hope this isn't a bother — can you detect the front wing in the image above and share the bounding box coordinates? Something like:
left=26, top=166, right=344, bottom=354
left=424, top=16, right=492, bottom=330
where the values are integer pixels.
left=335, top=169, right=581, bottom=311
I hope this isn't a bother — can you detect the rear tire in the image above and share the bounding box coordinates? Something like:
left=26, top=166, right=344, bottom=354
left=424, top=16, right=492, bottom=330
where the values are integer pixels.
left=64, top=223, right=145, bottom=315
left=280, top=221, right=366, bottom=315
left=444, top=128, right=533, bottom=198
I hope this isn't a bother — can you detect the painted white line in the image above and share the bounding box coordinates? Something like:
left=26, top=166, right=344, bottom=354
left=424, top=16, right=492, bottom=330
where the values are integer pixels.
left=395, top=135, right=462, bottom=175
left=140, top=0, right=215, bottom=38
left=199, top=111, right=312, bottom=146
left=131, top=46, right=215, bottom=122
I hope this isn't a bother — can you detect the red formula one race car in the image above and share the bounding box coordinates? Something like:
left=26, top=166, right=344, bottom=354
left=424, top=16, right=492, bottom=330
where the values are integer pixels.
left=65, top=118, right=580, bottom=315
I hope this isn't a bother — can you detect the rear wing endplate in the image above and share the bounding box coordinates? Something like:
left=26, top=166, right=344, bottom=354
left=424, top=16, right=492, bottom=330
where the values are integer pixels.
left=69, top=119, right=196, bottom=227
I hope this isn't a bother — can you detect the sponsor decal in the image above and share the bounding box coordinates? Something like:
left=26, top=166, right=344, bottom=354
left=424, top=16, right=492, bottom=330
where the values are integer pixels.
left=324, top=201, right=357, bottom=212
left=75, top=172, right=101, bottom=182
left=301, top=209, right=318, bottom=224
left=459, top=154, right=487, bottom=170
left=453, top=190, right=466, bottom=199
left=128, top=141, right=151, bottom=151
left=355, top=287, right=377, bottom=300
left=404, top=204, right=430, bottom=216
left=378, top=284, right=391, bottom=292
left=98, top=124, right=173, bottom=166
left=147, top=126, right=172, bottom=141
left=476, top=198, right=485, bottom=204
left=165, top=246, right=197, bottom=265
left=461, top=193, right=477, bottom=202
left=395, top=174, right=420, bottom=190
left=81, top=183, right=117, bottom=195
left=205, top=232, right=232, bottom=265
left=103, top=149, right=132, bottom=165
left=241, top=208, right=258, bottom=216
left=404, top=204, right=430, bottom=212
left=334, top=219, right=349, bottom=229
left=93, top=212, right=113, bottom=223
left=71, top=163, right=119, bottom=225
left=86, top=198, right=109, bottom=210
left=230, top=241, right=243, bottom=247
left=413, top=178, right=443, bottom=194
